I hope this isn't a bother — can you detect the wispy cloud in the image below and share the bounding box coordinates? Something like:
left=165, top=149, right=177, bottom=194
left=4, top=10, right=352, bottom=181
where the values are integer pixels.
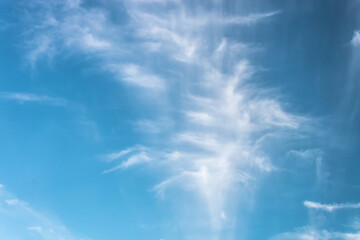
left=99, top=1, right=304, bottom=237
left=102, top=145, right=153, bottom=173
left=351, top=30, right=360, bottom=46
left=22, top=0, right=166, bottom=92
left=0, top=92, right=67, bottom=106
left=304, top=201, right=360, bottom=212
left=346, top=28, right=360, bottom=123
left=21, top=0, right=282, bottom=91
left=0, top=184, right=88, bottom=240
left=107, top=64, right=165, bottom=90
left=104, top=147, right=135, bottom=162
left=288, top=148, right=323, bottom=159
left=270, top=226, right=360, bottom=240
left=103, top=152, right=152, bottom=173
left=224, top=11, right=281, bottom=25
left=134, top=119, right=162, bottom=133
left=21, top=0, right=307, bottom=238
left=5, top=198, right=28, bottom=207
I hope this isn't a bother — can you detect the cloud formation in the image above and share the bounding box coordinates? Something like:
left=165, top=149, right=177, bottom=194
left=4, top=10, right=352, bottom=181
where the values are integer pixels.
left=351, top=30, right=360, bottom=46
left=270, top=227, right=360, bottom=240
left=0, top=184, right=88, bottom=240
left=304, top=201, right=360, bottom=212
left=0, top=92, right=67, bottom=106
left=22, top=0, right=308, bottom=238
left=97, top=1, right=307, bottom=237
left=107, top=64, right=165, bottom=90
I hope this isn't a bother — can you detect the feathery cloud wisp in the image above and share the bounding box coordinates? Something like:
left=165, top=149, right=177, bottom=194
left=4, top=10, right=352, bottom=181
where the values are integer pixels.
left=0, top=92, right=67, bottom=106
left=101, top=1, right=306, bottom=236
left=107, top=64, right=165, bottom=90
left=304, top=201, right=360, bottom=212
left=102, top=145, right=153, bottom=173
left=22, top=0, right=307, bottom=238
left=270, top=227, right=360, bottom=240
left=0, top=184, right=86, bottom=240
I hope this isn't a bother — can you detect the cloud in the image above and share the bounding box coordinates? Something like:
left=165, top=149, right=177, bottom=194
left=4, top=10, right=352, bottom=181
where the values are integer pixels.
left=346, top=29, right=360, bottom=123
left=0, top=92, right=67, bottom=106
left=20, top=0, right=283, bottom=94
left=0, top=184, right=87, bottom=240
left=28, top=226, right=43, bottom=233
left=224, top=11, right=281, bottom=25
left=22, top=0, right=166, bottom=91
left=133, top=118, right=172, bottom=134
left=288, top=149, right=323, bottom=159
left=104, top=147, right=135, bottom=162
left=130, top=7, right=301, bottom=234
left=270, top=227, right=360, bottom=240
left=107, top=64, right=165, bottom=90
left=185, top=111, right=215, bottom=126
left=351, top=30, right=360, bottom=46
left=102, top=145, right=153, bottom=173
left=95, top=1, right=303, bottom=237
left=304, top=201, right=360, bottom=212
left=20, top=0, right=306, bottom=238
left=5, top=198, right=28, bottom=207
left=128, top=5, right=280, bottom=63
left=134, top=120, right=162, bottom=133
left=103, top=152, right=151, bottom=173
left=27, top=35, right=55, bottom=68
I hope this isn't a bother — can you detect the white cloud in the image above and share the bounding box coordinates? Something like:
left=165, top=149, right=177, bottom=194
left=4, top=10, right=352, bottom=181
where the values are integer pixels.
left=351, top=219, right=360, bottom=230
left=21, top=0, right=306, bottom=238
left=108, top=64, right=165, bottom=90
left=128, top=4, right=280, bottom=63
left=351, top=30, right=360, bottom=46
left=304, top=201, right=360, bottom=212
left=5, top=198, right=28, bottom=207
left=224, top=11, right=281, bottom=25
left=346, top=28, right=360, bottom=125
left=27, top=35, right=55, bottom=68
left=135, top=120, right=161, bottom=133
left=102, top=146, right=152, bottom=173
left=22, top=0, right=167, bottom=92
left=270, top=227, right=360, bottom=240
left=134, top=118, right=171, bottom=133
left=185, top=111, right=215, bottom=126
left=288, top=149, right=323, bottom=159
left=96, top=1, right=302, bottom=237
left=104, top=147, right=135, bottom=162
left=119, top=151, right=151, bottom=168
left=0, top=185, right=86, bottom=240
left=0, top=92, right=67, bottom=106
left=28, top=226, right=43, bottom=233
left=220, top=211, right=227, bottom=220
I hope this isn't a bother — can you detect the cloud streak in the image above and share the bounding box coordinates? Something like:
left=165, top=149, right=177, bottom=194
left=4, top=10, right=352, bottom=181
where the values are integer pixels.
left=304, top=201, right=360, bottom=212
left=0, top=184, right=88, bottom=240
left=107, top=64, right=165, bottom=90
left=0, top=92, right=67, bottom=106
left=102, top=145, right=153, bottom=173
left=270, top=227, right=360, bottom=240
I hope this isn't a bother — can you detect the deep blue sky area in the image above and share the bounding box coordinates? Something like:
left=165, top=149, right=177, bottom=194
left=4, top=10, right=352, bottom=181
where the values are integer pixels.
left=0, top=1, right=359, bottom=240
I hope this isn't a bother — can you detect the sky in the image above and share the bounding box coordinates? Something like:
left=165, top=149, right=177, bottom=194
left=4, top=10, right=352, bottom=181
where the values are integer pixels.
left=0, top=0, right=360, bottom=239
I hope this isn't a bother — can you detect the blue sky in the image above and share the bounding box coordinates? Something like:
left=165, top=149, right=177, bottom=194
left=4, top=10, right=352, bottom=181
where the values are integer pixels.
left=0, top=0, right=360, bottom=239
